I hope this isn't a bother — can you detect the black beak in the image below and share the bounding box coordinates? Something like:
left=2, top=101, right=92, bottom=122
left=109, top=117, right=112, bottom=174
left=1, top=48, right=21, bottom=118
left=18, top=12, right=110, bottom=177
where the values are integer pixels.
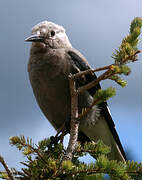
left=25, top=34, right=44, bottom=42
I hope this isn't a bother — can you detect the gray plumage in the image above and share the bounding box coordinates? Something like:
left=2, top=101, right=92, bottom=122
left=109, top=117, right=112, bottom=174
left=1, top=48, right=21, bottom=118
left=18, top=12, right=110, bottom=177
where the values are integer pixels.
left=26, top=21, right=127, bottom=161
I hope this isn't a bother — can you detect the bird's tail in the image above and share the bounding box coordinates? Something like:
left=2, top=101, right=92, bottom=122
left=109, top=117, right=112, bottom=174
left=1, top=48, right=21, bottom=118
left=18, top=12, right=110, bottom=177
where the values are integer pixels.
left=79, top=115, right=127, bottom=162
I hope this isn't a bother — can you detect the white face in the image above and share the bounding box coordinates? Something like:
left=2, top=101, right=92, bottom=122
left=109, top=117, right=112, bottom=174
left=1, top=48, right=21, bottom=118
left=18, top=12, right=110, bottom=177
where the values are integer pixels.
left=31, top=21, right=72, bottom=49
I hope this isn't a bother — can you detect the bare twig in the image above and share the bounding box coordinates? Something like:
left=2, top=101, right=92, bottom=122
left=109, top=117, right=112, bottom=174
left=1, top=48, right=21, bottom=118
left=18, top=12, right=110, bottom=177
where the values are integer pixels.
left=63, top=74, right=79, bottom=160
left=71, top=65, right=113, bottom=80
left=0, top=155, right=14, bottom=180
left=21, top=168, right=31, bottom=177
left=78, top=70, right=112, bottom=94
left=20, top=162, right=30, bottom=168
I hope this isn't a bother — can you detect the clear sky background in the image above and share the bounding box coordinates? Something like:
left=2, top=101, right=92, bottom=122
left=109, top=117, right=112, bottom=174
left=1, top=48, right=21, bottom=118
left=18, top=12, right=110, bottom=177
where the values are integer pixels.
left=0, top=0, right=142, bottom=171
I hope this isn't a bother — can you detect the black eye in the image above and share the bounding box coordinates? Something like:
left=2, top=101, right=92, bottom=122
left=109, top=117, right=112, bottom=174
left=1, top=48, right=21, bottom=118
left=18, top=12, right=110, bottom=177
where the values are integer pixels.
left=51, top=30, right=55, bottom=37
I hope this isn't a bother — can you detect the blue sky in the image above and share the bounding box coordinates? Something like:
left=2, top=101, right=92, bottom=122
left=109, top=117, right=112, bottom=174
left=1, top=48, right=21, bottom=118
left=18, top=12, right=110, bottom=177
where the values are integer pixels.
left=0, top=0, right=142, bottom=170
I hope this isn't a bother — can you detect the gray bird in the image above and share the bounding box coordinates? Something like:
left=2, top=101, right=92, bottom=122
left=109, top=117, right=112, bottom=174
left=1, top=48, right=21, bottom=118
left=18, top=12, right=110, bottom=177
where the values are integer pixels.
left=25, top=21, right=127, bottom=161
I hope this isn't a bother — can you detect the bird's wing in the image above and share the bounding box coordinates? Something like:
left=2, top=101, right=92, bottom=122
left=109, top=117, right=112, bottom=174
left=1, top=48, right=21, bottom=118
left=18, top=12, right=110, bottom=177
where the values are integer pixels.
left=68, top=49, right=100, bottom=95
left=67, top=48, right=127, bottom=161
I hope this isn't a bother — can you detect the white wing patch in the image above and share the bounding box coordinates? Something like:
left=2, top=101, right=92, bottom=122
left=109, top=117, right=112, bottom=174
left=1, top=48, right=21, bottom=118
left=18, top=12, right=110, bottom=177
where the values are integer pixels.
left=107, top=106, right=111, bottom=115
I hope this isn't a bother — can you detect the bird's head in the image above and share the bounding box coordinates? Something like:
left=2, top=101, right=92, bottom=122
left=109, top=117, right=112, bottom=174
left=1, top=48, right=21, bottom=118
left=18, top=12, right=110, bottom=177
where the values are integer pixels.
left=25, top=21, right=72, bottom=49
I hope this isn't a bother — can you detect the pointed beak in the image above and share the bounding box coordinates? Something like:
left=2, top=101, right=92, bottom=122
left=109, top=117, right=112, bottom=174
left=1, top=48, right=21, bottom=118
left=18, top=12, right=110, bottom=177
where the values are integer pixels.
left=25, top=34, right=44, bottom=42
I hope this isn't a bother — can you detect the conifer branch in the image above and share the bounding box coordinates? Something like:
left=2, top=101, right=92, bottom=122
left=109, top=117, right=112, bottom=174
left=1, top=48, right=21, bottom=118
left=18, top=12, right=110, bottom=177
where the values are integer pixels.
left=63, top=74, right=79, bottom=161
left=9, top=136, right=47, bottom=164
left=0, top=155, right=14, bottom=180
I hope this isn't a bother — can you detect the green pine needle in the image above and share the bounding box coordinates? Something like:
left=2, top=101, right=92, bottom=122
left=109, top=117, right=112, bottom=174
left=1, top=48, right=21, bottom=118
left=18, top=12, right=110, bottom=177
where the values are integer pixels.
left=112, top=17, right=142, bottom=65
left=94, top=87, right=116, bottom=103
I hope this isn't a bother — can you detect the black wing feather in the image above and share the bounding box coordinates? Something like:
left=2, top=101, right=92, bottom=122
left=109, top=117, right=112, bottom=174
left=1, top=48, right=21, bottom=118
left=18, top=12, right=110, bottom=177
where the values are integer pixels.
left=68, top=50, right=100, bottom=95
